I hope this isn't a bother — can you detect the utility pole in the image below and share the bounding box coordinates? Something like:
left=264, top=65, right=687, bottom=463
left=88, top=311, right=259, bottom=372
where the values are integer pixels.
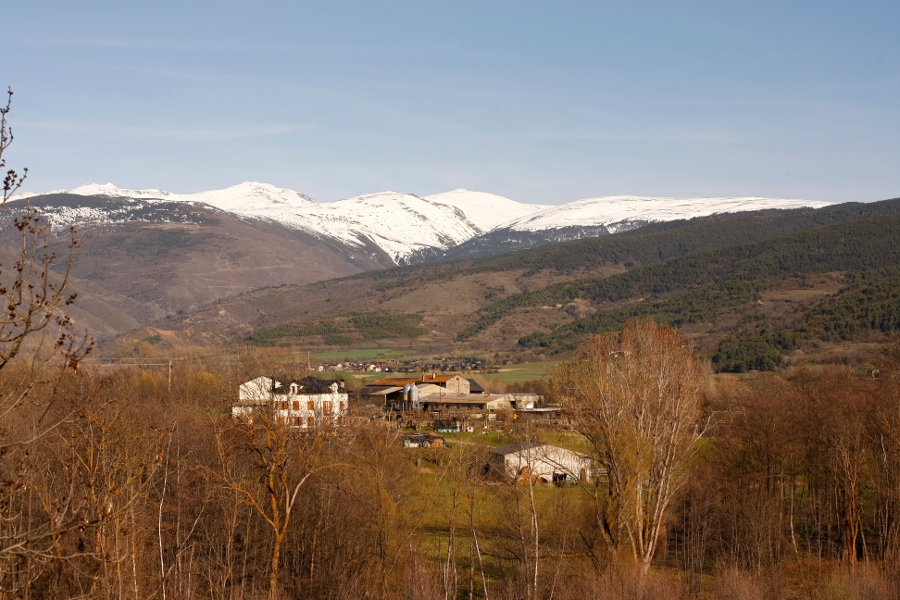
left=99, top=357, right=176, bottom=392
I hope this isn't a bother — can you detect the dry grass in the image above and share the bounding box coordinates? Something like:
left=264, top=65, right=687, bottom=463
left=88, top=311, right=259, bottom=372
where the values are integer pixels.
left=550, top=562, right=685, bottom=600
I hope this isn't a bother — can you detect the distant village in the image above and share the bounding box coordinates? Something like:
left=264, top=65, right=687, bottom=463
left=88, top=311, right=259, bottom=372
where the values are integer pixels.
left=232, top=365, right=579, bottom=485
left=311, top=356, right=506, bottom=374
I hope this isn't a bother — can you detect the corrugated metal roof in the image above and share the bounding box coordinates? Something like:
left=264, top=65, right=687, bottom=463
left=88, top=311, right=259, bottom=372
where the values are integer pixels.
left=359, top=386, right=404, bottom=395
left=493, top=441, right=544, bottom=456
left=370, top=374, right=461, bottom=386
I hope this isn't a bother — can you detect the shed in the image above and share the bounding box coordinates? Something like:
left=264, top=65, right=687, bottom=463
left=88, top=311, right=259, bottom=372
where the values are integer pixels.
left=490, top=441, right=591, bottom=483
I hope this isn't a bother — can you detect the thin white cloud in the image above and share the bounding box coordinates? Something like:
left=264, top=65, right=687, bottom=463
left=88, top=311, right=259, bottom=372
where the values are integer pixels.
left=19, top=119, right=309, bottom=141
left=8, top=37, right=298, bottom=53
left=6, top=36, right=506, bottom=61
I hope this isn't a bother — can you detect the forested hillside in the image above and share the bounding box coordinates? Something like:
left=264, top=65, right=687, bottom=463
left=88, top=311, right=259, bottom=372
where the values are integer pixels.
left=465, top=213, right=900, bottom=334
left=369, top=197, right=900, bottom=289
left=421, top=196, right=900, bottom=267
left=142, top=197, right=900, bottom=370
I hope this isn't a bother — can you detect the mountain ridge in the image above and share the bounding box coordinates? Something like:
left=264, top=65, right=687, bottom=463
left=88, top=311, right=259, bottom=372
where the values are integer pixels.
left=16, top=182, right=830, bottom=264
left=130, top=197, right=900, bottom=355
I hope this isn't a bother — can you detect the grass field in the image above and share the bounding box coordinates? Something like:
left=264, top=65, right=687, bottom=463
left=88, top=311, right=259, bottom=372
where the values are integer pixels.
left=495, top=360, right=559, bottom=383
left=312, top=347, right=427, bottom=361
left=312, top=354, right=559, bottom=388
left=425, top=428, right=588, bottom=454
left=403, top=440, right=595, bottom=578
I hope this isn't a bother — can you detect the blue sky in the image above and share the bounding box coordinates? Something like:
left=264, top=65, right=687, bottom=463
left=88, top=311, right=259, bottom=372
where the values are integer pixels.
left=2, top=1, right=898, bottom=204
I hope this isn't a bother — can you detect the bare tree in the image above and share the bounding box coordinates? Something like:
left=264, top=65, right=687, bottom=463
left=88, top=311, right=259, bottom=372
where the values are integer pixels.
left=437, top=438, right=492, bottom=600
left=211, top=410, right=337, bottom=600
left=0, top=88, right=89, bottom=374
left=551, top=319, right=704, bottom=573
left=1, top=88, right=27, bottom=205
left=795, top=367, right=876, bottom=565
left=0, top=87, right=92, bottom=569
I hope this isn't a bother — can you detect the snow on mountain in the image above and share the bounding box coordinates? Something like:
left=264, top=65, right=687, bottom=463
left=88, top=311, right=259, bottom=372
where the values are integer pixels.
left=9, top=188, right=67, bottom=200
left=209, top=190, right=484, bottom=264
left=56, top=183, right=488, bottom=264
left=69, top=182, right=178, bottom=200
left=69, top=181, right=317, bottom=211
left=21, top=183, right=833, bottom=264
left=316, top=192, right=480, bottom=263
left=504, top=195, right=833, bottom=233
left=187, top=182, right=318, bottom=212
left=424, top=189, right=549, bottom=232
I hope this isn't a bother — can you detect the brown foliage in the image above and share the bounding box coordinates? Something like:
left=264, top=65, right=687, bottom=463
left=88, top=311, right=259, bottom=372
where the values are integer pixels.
left=551, top=319, right=704, bottom=571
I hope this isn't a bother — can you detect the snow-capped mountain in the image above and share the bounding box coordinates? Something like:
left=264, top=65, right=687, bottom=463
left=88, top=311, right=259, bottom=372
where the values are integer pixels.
left=424, top=189, right=551, bottom=231
left=0, top=182, right=849, bottom=343
left=17, top=183, right=830, bottom=264
left=23, top=182, right=550, bottom=264
left=70, top=181, right=319, bottom=213
left=424, top=195, right=836, bottom=262
left=503, top=195, right=833, bottom=233
left=65, top=184, right=485, bottom=264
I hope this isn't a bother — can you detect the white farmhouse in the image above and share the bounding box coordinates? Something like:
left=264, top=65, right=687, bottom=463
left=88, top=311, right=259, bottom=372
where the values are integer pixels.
left=232, top=376, right=349, bottom=430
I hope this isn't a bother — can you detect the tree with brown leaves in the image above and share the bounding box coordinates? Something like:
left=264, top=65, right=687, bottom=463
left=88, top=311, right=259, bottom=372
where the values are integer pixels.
left=551, top=319, right=704, bottom=573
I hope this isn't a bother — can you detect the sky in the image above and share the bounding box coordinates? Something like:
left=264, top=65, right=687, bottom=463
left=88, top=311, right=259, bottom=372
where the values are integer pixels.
left=2, top=1, right=898, bottom=204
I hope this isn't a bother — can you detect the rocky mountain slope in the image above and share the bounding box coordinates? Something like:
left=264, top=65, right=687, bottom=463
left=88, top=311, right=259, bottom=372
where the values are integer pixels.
left=0, top=193, right=389, bottom=340
left=5, top=182, right=832, bottom=342
left=19, top=182, right=828, bottom=264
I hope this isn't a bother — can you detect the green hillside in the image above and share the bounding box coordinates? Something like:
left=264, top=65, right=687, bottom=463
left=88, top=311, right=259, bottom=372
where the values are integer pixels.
left=466, top=214, right=900, bottom=343
left=365, top=197, right=900, bottom=292
left=246, top=311, right=426, bottom=346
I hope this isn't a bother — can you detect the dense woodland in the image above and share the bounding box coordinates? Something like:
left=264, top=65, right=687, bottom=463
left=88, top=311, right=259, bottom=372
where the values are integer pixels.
left=3, top=341, right=900, bottom=599
left=366, top=198, right=900, bottom=290
left=464, top=214, right=900, bottom=341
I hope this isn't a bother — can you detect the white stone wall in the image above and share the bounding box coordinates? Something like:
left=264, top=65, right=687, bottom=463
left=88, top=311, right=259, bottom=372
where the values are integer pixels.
left=238, top=376, right=278, bottom=402
left=272, top=391, right=349, bottom=429
left=497, top=444, right=591, bottom=481
left=234, top=378, right=348, bottom=429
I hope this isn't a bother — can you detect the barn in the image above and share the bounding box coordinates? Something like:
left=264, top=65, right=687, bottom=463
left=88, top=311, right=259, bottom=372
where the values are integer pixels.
left=489, top=441, right=592, bottom=484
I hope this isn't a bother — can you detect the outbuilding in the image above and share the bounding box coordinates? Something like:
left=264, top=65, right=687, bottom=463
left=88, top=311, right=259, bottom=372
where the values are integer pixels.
left=489, top=441, right=592, bottom=484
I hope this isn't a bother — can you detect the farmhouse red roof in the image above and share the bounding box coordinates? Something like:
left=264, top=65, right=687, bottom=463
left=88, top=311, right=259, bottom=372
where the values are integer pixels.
left=369, top=375, right=459, bottom=386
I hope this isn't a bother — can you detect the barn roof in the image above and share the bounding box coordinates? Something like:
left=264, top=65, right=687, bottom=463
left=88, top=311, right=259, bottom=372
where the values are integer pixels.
left=359, top=386, right=404, bottom=396
left=291, top=376, right=340, bottom=394
left=370, top=374, right=462, bottom=386
left=418, top=392, right=512, bottom=405
left=492, top=441, right=544, bottom=456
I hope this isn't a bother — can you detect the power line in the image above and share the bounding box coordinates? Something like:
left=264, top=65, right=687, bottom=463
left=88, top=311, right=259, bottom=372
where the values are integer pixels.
left=98, top=357, right=174, bottom=391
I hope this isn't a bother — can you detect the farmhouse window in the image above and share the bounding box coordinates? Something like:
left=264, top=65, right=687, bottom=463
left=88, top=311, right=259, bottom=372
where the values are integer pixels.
left=307, top=400, right=315, bottom=410
left=308, top=416, right=315, bottom=427
left=323, top=401, right=333, bottom=415
left=292, top=400, right=300, bottom=411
